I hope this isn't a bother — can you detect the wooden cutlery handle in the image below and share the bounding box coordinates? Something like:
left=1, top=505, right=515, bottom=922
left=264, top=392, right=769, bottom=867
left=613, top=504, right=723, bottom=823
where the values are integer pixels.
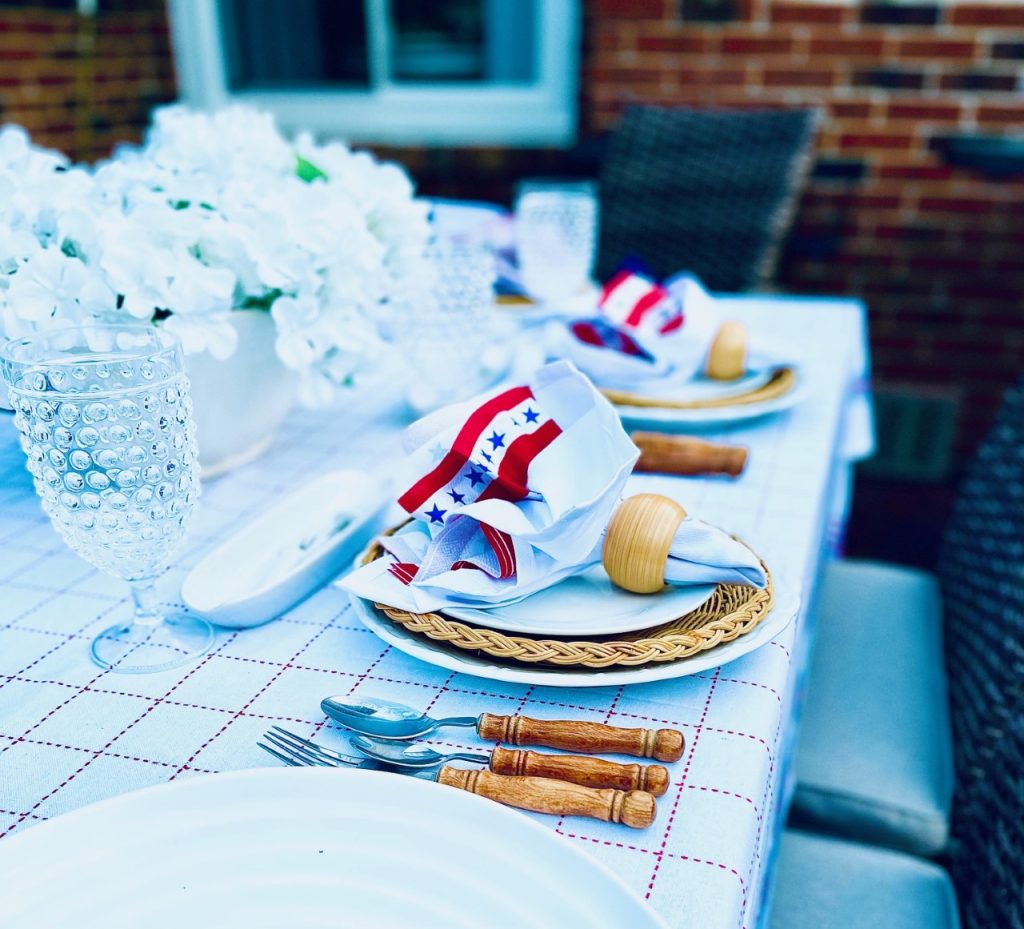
left=437, top=767, right=656, bottom=829
left=478, top=714, right=685, bottom=763
left=632, top=432, right=748, bottom=477
left=490, top=747, right=670, bottom=797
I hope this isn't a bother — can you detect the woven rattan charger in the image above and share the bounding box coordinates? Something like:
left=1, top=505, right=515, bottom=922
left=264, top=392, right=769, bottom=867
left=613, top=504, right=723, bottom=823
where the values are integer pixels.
left=602, top=366, right=796, bottom=411
left=360, top=496, right=774, bottom=671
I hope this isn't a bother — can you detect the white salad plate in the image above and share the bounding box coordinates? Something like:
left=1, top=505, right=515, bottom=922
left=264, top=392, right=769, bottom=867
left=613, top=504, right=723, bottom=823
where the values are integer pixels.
left=443, top=565, right=716, bottom=636
left=0, top=768, right=667, bottom=929
left=633, top=366, right=775, bottom=403
left=614, top=367, right=808, bottom=432
left=181, top=469, right=390, bottom=628
left=350, top=586, right=800, bottom=688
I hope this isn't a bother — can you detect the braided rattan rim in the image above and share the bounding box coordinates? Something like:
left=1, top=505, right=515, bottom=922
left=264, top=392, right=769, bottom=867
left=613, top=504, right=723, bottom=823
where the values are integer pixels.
left=602, top=366, right=796, bottom=410
left=361, top=528, right=774, bottom=669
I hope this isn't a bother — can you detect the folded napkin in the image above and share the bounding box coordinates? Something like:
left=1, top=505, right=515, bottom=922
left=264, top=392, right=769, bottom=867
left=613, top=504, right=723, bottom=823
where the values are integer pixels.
left=341, top=360, right=766, bottom=615
left=551, top=271, right=786, bottom=391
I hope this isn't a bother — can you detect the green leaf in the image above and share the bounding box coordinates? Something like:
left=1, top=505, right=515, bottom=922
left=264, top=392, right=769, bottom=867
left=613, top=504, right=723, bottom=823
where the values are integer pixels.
left=237, top=289, right=283, bottom=312
left=295, top=154, right=327, bottom=183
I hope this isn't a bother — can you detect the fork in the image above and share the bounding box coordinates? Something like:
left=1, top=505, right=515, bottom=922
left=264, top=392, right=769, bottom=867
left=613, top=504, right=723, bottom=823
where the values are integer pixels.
left=259, top=727, right=657, bottom=829
left=258, top=726, right=381, bottom=769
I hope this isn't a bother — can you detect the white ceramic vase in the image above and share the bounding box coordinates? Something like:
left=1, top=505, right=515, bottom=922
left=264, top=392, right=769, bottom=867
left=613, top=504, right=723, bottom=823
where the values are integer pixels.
left=186, top=310, right=297, bottom=479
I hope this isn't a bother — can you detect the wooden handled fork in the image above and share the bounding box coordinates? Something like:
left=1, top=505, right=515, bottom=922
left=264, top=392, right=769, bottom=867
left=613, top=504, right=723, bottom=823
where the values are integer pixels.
left=260, top=727, right=658, bottom=829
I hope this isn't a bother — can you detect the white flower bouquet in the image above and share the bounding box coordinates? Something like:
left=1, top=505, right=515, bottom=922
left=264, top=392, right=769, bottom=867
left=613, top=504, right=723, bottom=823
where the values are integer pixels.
left=0, top=105, right=431, bottom=404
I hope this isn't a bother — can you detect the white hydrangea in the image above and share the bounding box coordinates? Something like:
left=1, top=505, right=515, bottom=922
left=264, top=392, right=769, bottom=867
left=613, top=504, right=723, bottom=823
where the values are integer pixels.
left=0, top=105, right=432, bottom=403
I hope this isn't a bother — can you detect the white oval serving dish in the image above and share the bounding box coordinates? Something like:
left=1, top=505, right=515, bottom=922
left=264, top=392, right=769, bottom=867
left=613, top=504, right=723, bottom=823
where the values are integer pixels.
left=181, top=468, right=390, bottom=628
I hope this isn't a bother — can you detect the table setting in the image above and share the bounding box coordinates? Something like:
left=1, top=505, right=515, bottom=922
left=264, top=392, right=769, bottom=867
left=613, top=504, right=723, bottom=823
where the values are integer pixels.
left=0, top=104, right=873, bottom=929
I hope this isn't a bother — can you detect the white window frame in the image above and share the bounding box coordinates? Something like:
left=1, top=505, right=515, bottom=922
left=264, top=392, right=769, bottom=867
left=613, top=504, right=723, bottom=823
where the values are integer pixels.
left=168, top=0, right=581, bottom=146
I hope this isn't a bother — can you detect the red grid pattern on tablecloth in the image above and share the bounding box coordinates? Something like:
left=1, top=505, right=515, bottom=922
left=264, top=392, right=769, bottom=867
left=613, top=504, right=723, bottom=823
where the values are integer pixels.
left=0, top=300, right=871, bottom=929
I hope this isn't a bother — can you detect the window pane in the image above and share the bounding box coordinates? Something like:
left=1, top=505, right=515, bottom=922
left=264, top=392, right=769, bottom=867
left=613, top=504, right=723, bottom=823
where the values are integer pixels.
left=390, top=0, right=536, bottom=85
left=220, top=0, right=370, bottom=90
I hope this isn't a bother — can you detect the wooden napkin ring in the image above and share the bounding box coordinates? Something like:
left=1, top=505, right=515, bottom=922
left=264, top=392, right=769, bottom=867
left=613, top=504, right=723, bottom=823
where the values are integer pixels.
left=706, top=320, right=748, bottom=381
left=603, top=494, right=687, bottom=594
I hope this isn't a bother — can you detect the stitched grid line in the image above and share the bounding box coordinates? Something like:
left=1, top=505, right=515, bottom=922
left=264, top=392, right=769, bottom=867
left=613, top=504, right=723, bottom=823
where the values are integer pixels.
left=0, top=734, right=219, bottom=775
left=0, top=631, right=240, bottom=838
left=166, top=607, right=354, bottom=779
left=645, top=667, right=721, bottom=900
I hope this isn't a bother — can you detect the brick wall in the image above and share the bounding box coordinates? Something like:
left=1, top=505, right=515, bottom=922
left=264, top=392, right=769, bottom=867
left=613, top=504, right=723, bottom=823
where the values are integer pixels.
left=584, top=0, right=1024, bottom=462
left=0, top=3, right=174, bottom=162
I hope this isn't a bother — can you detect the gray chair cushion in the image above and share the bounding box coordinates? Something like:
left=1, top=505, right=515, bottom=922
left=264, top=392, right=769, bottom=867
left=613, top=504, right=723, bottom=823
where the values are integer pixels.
left=790, top=559, right=954, bottom=857
left=768, top=830, right=959, bottom=929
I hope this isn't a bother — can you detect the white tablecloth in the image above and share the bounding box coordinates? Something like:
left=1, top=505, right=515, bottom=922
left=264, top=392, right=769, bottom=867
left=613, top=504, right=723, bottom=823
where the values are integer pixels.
left=0, top=296, right=871, bottom=929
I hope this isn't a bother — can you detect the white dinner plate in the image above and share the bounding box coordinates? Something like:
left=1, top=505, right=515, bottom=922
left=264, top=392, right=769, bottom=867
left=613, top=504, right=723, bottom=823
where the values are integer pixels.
left=1, top=768, right=667, bottom=929
left=350, top=586, right=800, bottom=688
left=614, top=368, right=808, bottom=432
left=443, top=565, right=716, bottom=635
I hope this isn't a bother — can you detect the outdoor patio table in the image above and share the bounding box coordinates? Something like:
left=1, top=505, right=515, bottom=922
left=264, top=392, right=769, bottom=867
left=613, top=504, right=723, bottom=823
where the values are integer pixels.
left=0, top=296, right=872, bottom=929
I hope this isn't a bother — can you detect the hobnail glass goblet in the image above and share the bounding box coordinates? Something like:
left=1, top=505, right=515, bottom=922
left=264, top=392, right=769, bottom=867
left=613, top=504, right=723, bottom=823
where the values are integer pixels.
left=395, top=239, right=501, bottom=409
left=0, top=325, right=213, bottom=673
left=514, top=178, right=599, bottom=302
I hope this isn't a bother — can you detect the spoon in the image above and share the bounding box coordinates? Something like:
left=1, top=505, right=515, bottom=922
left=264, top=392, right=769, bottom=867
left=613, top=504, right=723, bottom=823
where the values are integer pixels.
left=352, top=735, right=487, bottom=769
left=351, top=734, right=670, bottom=796
left=322, top=695, right=684, bottom=762
left=322, top=696, right=477, bottom=740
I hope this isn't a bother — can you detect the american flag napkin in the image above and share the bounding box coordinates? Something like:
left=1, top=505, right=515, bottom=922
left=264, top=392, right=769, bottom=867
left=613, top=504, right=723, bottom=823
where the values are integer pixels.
left=341, top=361, right=766, bottom=616
left=552, top=272, right=720, bottom=390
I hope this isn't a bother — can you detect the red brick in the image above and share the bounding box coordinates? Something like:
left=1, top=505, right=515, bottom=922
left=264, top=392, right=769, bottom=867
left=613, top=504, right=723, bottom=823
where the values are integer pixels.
left=839, top=133, right=918, bottom=151
left=762, top=67, right=836, bottom=87
left=584, top=66, right=666, bottom=84
left=919, top=196, right=1000, bottom=214
left=886, top=101, right=964, bottom=122
left=830, top=100, right=875, bottom=119
left=976, top=103, right=1024, bottom=126
left=721, top=34, right=795, bottom=55
left=949, top=5, right=1024, bottom=27
left=808, top=36, right=887, bottom=57
left=770, top=3, right=851, bottom=25
left=896, top=38, right=977, bottom=59
left=591, top=0, right=669, bottom=19
left=674, top=67, right=749, bottom=87
left=635, top=34, right=713, bottom=54
left=851, top=192, right=905, bottom=210
left=878, top=164, right=955, bottom=181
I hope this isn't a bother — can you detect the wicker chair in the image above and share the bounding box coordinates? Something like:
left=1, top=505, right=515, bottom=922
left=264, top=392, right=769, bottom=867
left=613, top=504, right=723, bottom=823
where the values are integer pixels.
left=596, top=105, right=819, bottom=292
left=771, top=380, right=1024, bottom=929
left=937, top=377, right=1024, bottom=929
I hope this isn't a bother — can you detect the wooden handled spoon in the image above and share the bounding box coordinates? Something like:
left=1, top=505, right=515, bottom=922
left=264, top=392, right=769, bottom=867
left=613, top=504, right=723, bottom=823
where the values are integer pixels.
left=351, top=735, right=670, bottom=796
left=323, top=696, right=685, bottom=763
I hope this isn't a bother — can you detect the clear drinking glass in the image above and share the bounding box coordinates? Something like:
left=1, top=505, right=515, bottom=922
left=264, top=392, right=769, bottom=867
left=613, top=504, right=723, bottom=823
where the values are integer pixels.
left=514, top=178, right=599, bottom=302
left=0, top=325, right=212, bottom=674
left=395, top=239, right=501, bottom=409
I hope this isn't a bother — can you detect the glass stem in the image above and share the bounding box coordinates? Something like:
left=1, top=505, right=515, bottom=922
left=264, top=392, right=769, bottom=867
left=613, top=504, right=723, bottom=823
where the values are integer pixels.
left=129, top=578, right=165, bottom=628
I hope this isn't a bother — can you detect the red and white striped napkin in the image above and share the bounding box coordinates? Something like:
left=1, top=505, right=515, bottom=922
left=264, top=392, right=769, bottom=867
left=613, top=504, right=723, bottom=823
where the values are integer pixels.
left=552, top=272, right=721, bottom=390
left=342, top=361, right=765, bottom=615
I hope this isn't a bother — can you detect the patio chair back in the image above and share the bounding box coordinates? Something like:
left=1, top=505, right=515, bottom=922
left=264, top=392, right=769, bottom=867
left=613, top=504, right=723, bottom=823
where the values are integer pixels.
left=938, top=377, right=1024, bottom=928
left=596, top=105, right=819, bottom=292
